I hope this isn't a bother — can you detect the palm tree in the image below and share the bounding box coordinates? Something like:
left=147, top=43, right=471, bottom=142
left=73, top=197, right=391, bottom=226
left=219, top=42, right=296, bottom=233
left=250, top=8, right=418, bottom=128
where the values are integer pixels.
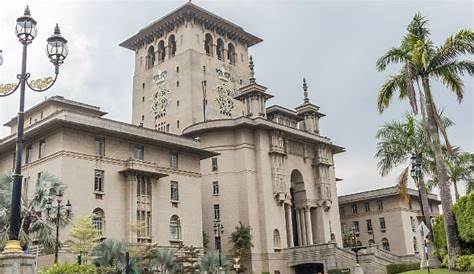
left=150, top=248, right=176, bottom=274
left=200, top=251, right=228, bottom=273
left=376, top=13, right=473, bottom=268
left=0, top=171, right=70, bottom=252
left=375, top=114, right=433, bottom=230
left=92, top=238, right=128, bottom=271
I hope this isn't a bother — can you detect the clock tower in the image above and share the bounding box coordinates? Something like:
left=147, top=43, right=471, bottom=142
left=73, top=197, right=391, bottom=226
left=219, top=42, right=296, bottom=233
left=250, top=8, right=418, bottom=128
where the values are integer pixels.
left=120, top=2, right=262, bottom=134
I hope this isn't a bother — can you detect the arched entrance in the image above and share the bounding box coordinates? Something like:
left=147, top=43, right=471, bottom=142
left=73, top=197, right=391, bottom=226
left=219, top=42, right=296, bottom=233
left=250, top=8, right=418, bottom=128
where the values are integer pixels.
left=290, top=170, right=306, bottom=247
left=294, top=263, right=325, bottom=274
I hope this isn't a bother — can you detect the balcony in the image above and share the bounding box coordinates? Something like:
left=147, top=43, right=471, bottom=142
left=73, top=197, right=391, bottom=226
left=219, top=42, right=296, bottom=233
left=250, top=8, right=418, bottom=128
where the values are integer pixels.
left=119, top=159, right=169, bottom=179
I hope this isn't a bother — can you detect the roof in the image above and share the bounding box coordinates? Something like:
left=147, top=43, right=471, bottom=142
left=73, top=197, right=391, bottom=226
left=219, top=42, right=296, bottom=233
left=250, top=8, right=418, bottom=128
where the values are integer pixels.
left=338, top=186, right=440, bottom=204
left=3, top=96, right=107, bottom=127
left=0, top=110, right=218, bottom=160
left=120, top=2, right=263, bottom=50
left=266, top=105, right=303, bottom=121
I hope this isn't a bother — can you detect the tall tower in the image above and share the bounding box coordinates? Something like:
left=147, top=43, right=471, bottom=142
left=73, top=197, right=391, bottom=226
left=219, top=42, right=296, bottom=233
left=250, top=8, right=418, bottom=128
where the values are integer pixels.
left=120, top=2, right=262, bottom=134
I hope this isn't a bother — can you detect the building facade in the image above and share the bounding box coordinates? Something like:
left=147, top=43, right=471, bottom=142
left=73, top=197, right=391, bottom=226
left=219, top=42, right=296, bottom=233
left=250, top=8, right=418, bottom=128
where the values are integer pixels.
left=338, top=186, right=440, bottom=257
left=0, top=96, right=216, bottom=249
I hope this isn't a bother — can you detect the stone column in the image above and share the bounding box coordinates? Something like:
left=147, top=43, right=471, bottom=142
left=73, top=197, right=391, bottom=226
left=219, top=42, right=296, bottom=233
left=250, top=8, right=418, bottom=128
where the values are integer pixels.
left=300, top=209, right=307, bottom=245
left=127, top=173, right=138, bottom=243
left=296, top=208, right=302, bottom=246
left=305, top=207, right=314, bottom=245
left=285, top=204, right=294, bottom=247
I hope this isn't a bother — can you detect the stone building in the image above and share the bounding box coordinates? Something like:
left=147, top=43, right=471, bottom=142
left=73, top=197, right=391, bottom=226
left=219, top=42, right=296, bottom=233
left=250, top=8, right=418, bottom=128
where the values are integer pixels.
left=0, top=2, right=413, bottom=273
left=338, top=186, right=440, bottom=257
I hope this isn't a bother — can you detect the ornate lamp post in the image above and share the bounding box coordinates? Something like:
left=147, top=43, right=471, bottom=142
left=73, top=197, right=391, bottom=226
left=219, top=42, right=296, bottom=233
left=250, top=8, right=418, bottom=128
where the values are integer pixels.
left=233, top=257, right=241, bottom=273
left=46, top=192, right=71, bottom=264
left=0, top=6, right=68, bottom=254
left=213, top=220, right=224, bottom=270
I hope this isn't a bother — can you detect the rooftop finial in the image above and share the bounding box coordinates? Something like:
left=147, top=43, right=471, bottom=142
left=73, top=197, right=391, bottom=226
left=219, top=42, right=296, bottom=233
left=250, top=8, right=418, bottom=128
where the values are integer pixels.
left=249, top=56, right=256, bottom=83
left=24, top=5, right=31, bottom=16
left=303, top=78, right=309, bottom=103
left=54, top=23, right=61, bottom=35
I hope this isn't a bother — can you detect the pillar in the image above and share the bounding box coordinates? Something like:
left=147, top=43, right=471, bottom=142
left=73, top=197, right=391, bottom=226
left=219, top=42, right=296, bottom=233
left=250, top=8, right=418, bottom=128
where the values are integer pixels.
left=305, top=207, right=314, bottom=245
left=127, top=173, right=138, bottom=243
left=315, top=205, right=329, bottom=243
left=300, top=209, right=307, bottom=245
left=0, top=254, right=35, bottom=274
left=285, top=204, right=294, bottom=247
left=296, top=208, right=302, bottom=246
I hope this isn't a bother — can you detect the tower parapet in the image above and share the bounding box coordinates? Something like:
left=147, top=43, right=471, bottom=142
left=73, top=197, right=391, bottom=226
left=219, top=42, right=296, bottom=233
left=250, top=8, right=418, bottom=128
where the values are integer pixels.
left=295, top=78, right=325, bottom=134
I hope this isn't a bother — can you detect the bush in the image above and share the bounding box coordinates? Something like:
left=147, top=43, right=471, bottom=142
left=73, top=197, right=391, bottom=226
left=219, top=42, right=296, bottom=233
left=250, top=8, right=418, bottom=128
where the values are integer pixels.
left=386, top=262, right=420, bottom=274
left=452, top=192, right=474, bottom=244
left=455, top=254, right=474, bottom=271
left=39, top=264, right=117, bottom=274
left=328, top=268, right=351, bottom=274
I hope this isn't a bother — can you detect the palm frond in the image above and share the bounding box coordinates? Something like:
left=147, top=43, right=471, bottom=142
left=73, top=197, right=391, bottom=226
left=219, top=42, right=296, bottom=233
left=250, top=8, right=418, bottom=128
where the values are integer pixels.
left=398, top=167, right=410, bottom=204
left=377, top=73, right=407, bottom=113
left=429, top=29, right=474, bottom=70
left=432, top=66, right=464, bottom=102
left=376, top=47, right=410, bottom=71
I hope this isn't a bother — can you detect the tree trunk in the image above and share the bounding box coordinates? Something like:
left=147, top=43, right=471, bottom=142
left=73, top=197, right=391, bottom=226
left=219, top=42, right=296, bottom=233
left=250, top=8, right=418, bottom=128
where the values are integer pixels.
left=422, top=77, right=461, bottom=269
left=453, top=180, right=460, bottom=202
left=418, top=176, right=433, bottom=232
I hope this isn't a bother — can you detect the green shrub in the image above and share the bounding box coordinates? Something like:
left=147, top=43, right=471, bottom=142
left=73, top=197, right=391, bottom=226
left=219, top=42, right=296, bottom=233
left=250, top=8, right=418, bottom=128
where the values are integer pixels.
left=328, top=268, right=351, bottom=274
left=452, top=192, right=474, bottom=244
left=39, top=264, right=117, bottom=274
left=386, top=262, right=419, bottom=274
left=455, top=254, right=474, bottom=271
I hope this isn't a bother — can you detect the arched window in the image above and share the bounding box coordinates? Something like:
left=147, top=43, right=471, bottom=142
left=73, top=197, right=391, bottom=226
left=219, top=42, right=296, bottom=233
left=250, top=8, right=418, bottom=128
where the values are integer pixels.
left=146, top=46, right=155, bottom=69
left=368, top=239, right=375, bottom=246
left=170, top=215, right=181, bottom=240
left=168, top=35, right=176, bottom=57
left=92, top=208, right=105, bottom=235
left=413, top=237, right=418, bottom=253
left=204, top=33, right=213, bottom=56
left=381, top=238, right=390, bottom=251
left=157, top=40, right=165, bottom=62
left=227, top=43, right=236, bottom=65
left=216, top=38, right=224, bottom=61
left=356, top=240, right=362, bottom=247
left=273, top=229, right=281, bottom=250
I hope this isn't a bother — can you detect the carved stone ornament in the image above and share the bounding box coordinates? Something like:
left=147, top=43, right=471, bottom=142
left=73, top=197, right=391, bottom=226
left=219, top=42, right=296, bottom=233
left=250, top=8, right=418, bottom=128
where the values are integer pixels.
left=0, top=83, right=17, bottom=94
left=151, top=70, right=170, bottom=118
left=28, top=77, right=54, bottom=90
left=215, top=66, right=235, bottom=116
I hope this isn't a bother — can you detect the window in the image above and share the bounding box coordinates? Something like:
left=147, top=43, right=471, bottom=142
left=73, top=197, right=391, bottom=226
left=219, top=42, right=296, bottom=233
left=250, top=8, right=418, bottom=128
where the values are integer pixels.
left=377, top=200, right=384, bottom=211
left=177, top=120, right=180, bottom=128
left=212, top=181, right=219, bottom=196
left=176, top=81, right=179, bottom=87
left=92, top=208, right=105, bottom=235
left=353, top=221, right=360, bottom=234
left=366, top=219, right=373, bottom=233
left=37, top=172, right=42, bottom=184
left=137, top=210, right=152, bottom=242
left=273, top=229, right=281, bottom=250
left=351, top=204, right=358, bottom=215
left=215, top=236, right=221, bottom=250
left=368, top=239, right=375, bottom=246
left=142, top=82, right=145, bottom=89
left=211, top=158, right=218, bottom=171
left=204, top=33, right=213, bottom=56
left=227, top=43, right=236, bottom=65
left=216, top=38, right=224, bottom=60
left=176, top=66, right=179, bottom=72
left=413, top=237, right=419, bottom=253
left=158, top=40, right=166, bottom=62
left=135, top=144, right=144, bottom=160
left=409, top=199, right=413, bottom=209
left=410, top=216, right=416, bottom=232
left=379, top=217, right=386, bottom=231
left=94, top=170, right=104, bottom=192
left=364, top=202, right=370, bottom=212
left=22, top=177, right=29, bottom=201
left=382, top=238, right=390, bottom=251
left=213, top=204, right=220, bottom=220
left=146, top=46, right=155, bottom=69
left=95, top=137, right=105, bottom=156
left=170, top=215, right=181, bottom=240
left=169, top=151, right=178, bottom=169
left=340, top=206, right=346, bottom=217
left=170, top=181, right=179, bottom=201
left=168, top=35, right=176, bottom=57
left=142, top=96, right=145, bottom=102
left=38, top=140, right=46, bottom=159
left=25, top=144, right=32, bottom=164
left=137, top=175, right=152, bottom=196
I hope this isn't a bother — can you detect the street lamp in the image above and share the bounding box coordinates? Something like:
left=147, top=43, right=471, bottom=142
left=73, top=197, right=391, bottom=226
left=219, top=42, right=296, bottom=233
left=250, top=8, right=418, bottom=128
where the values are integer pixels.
left=46, top=192, right=71, bottom=264
left=0, top=6, right=68, bottom=254
left=213, top=220, right=224, bottom=270
left=233, top=257, right=241, bottom=273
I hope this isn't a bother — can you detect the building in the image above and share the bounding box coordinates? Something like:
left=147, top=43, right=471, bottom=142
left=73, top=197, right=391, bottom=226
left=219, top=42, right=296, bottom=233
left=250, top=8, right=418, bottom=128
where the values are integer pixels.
left=338, top=186, right=440, bottom=257
left=0, top=96, right=216, bottom=249
left=0, top=2, right=412, bottom=273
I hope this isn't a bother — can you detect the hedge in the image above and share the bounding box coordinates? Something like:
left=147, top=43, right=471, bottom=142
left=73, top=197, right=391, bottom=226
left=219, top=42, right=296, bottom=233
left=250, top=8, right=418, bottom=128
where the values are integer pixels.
left=386, top=262, right=419, bottom=274
left=455, top=254, right=474, bottom=272
left=38, top=264, right=117, bottom=274
left=328, top=268, right=351, bottom=274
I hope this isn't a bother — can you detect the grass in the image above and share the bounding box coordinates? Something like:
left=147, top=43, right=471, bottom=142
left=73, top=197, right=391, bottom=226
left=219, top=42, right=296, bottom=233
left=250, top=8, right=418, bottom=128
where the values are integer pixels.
left=400, top=269, right=471, bottom=274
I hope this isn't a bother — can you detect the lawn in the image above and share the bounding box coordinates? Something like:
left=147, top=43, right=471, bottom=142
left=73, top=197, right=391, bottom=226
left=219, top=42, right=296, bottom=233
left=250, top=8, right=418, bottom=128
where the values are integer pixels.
left=400, top=269, right=472, bottom=274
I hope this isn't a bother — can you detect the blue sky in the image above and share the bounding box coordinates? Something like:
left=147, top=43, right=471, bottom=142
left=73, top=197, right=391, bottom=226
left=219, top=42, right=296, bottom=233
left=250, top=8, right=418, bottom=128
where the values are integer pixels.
left=0, top=0, right=472, bottom=195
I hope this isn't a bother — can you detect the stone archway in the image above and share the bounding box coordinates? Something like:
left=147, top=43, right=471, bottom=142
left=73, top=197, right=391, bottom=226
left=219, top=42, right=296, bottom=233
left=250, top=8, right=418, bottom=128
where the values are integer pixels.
left=294, top=263, right=325, bottom=274
left=289, top=169, right=307, bottom=247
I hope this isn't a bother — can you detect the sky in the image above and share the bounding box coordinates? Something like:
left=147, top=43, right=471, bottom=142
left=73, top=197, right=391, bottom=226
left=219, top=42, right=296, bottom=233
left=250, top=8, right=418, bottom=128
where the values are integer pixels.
left=0, top=0, right=472, bottom=196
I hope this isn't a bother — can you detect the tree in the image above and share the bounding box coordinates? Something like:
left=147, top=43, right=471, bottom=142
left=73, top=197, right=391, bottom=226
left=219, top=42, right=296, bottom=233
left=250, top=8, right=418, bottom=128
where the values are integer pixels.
left=375, top=114, right=433, bottom=231
left=150, top=248, right=176, bottom=274
left=175, top=245, right=200, bottom=273
left=376, top=13, right=473, bottom=268
left=200, top=251, right=228, bottom=273
left=446, top=151, right=474, bottom=201
left=229, top=222, right=253, bottom=269
left=66, top=215, right=99, bottom=264
left=0, top=172, right=70, bottom=252
left=92, top=238, right=128, bottom=272
left=452, top=192, right=474, bottom=244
